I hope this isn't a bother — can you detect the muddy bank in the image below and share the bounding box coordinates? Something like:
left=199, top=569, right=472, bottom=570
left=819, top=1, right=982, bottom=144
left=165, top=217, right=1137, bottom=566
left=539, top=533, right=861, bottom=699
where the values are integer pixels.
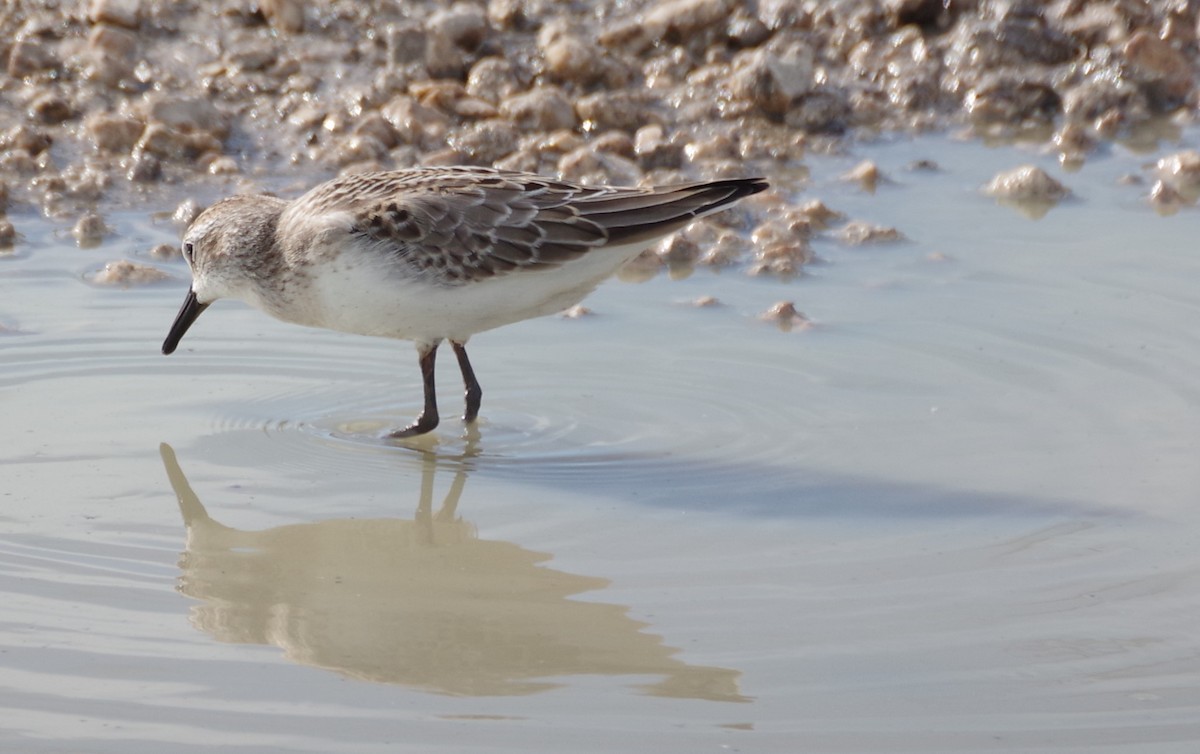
left=1, top=0, right=1197, bottom=266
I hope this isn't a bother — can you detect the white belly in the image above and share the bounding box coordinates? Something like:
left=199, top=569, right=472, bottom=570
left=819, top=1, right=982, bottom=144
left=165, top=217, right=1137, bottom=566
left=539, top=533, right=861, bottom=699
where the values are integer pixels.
left=274, top=240, right=653, bottom=343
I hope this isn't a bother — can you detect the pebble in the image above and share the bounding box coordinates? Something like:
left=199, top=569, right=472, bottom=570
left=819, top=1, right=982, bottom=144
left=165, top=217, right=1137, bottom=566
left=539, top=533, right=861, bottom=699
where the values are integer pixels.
left=29, top=93, right=73, bottom=124
left=500, top=87, right=577, bottom=132
left=558, top=145, right=642, bottom=185
left=89, top=260, right=170, bottom=286
left=838, top=222, right=906, bottom=246
left=560, top=305, right=594, bottom=319
left=466, top=57, right=523, bottom=103
left=643, top=0, right=733, bottom=42
left=87, top=0, right=141, bottom=30
left=73, top=212, right=109, bottom=247
left=841, top=160, right=888, bottom=192
left=85, top=24, right=139, bottom=86
left=86, top=113, right=145, bottom=153
left=260, top=0, right=304, bottom=34
left=983, top=165, right=1071, bottom=202
left=634, top=125, right=684, bottom=169
left=1156, top=150, right=1200, bottom=191
left=172, top=199, right=204, bottom=228
left=1149, top=179, right=1188, bottom=215
left=149, top=242, right=180, bottom=260
left=696, top=230, right=749, bottom=267
left=145, top=96, right=229, bottom=138
left=796, top=200, right=845, bottom=230
left=448, top=120, right=519, bottom=164
left=0, top=218, right=16, bottom=250
left=759, top=301, right=812, bottom=332
left=6, top=37, right=59, bottom=77
left=575, top=91, right=649, bottom=133
left=1123, top=30, right=1194, bottom=104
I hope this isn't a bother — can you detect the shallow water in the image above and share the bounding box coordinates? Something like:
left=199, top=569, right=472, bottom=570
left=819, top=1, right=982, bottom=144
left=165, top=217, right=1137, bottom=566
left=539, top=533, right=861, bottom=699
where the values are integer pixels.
left=3, top=133, right=1200, bottom=752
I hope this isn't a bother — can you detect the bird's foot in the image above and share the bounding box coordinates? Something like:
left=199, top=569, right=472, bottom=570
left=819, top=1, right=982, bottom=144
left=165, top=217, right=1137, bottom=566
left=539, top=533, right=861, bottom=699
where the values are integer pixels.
left=390, top=412, right=439, bottom=438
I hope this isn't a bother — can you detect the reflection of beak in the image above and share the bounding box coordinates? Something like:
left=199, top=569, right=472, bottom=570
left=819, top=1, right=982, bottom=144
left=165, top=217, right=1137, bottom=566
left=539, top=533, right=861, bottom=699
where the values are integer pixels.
left=162, top=288, right=210, bottom=355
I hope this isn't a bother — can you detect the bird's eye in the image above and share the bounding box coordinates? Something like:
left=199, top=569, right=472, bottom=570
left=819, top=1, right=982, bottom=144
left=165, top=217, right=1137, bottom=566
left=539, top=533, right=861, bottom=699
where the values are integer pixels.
left=183, top=242, right=194, bottom=263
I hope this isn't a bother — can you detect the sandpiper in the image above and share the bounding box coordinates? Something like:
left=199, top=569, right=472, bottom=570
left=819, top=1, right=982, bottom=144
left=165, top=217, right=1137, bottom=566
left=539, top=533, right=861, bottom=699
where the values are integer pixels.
left=162, top=167, right=767, bottom=437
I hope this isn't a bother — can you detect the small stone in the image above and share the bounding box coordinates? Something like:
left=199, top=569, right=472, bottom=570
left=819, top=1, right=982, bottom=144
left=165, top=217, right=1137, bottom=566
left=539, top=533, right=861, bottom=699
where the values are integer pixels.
left=1156, top=150, right=1200, bottom=192
left=575, top=90, right=649, bottom=133
left=146, top=96, right=229, bottom=137
left=841, top=160, right=888, bottom=192
left=558, top=146, right=642, bottom=185
left=0, top=218, right=16, bottom=250
left=1052, top=122, right=1097, bottom=165
left=207, top=156, right=239, bottom=175
left=590, top=131, right=635, bottom=158
left=643, top=0, right=733, bottom=41
left=1149, top=179, right=1190, bottom=215
left=287, top=103, right=327, bottom=131
left=726, top=45, right=815, bottom=116
left=430, top=2, right=489, bottom=49
left=0, top=149, right=39, bottom=175
left=634, top=125, right=684, bottom=169
left=426, top=3, right=489, bottom=78
left=1, top=125, right=52, bottom=155
left=759, top=301, right=812, bottom=332
left=334, top=134, right=388, bottom=166
left=385, top=23, right=426, bottom=66
left=64, top=165, right=110, bottom=201
left=500, top=87, right=577, bottom=132
left=149, top=242, right=179, bottom=260
left=90, top=260, right=170, bottom=286
left=655, top=233, right=700, bottom=265
left=1124, top=29, right=1193, bottom=104
left=227, top=43, right=277, bottom=73
left=29, top=93, right=73, bottom=124
left=466, top=57, right=523, bottom=103
left=748, top=241, right=811, bottom=278
left=838, top=221, right=905, bottom=246
left=381, top=95, right=452, bottom=148
left=73, top=212, right=109, bottom=248
left=6, top=37, right=58, bottom=77
left=617, top=249, right=663, bottom=282
left=697, top=230, right=749, bottom=267
left=172, top=199, right=204, bottom=228
left=448, top=120, right=519, bottom=164
left=88, top=0, right=140, bottom=29
left=260, top=0, right=304, bottom=34
left=86, top=24, right=139, bottom=85
left=796, top=200, right=845, bottom=230
left=983, top=165, right=1071, bottom=204
left=561, top=305, right=593, bottom=318
left=692, top=295, right=721, bottom=307
left=148, top=123, right=222, bottom=160
left=540, top=22, right=607, bottom=85
left=86, top=113, right=144, bottom=153
left=126, top=151, right=161, bottom=182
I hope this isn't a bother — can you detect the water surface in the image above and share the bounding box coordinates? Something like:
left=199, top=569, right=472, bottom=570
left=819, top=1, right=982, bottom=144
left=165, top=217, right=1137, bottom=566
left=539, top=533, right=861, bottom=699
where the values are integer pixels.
left=2, top=134, right=1200, bottom=752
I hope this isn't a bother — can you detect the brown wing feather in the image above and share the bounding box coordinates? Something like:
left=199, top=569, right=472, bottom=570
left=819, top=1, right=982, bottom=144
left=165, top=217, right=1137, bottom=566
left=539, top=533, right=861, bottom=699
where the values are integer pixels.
left=300, top=168, right=766, bottom=285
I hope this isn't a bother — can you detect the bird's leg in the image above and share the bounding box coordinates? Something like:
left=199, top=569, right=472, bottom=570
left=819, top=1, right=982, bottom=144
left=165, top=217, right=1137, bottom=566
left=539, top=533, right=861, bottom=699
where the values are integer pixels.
left=391, top=341, right=441, bottom=438
left=451, top=340, right=482, bottom=424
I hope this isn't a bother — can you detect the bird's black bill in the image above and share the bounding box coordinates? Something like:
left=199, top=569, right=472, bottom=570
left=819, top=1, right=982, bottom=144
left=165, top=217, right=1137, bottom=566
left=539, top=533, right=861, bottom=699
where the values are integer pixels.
left=162, top=289, right=210, bottom=355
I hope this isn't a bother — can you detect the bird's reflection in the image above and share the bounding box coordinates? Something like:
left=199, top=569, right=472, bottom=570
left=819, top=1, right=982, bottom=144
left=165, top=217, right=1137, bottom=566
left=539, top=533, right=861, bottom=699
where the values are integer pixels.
left=159, top=442, right=747, bottom=702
